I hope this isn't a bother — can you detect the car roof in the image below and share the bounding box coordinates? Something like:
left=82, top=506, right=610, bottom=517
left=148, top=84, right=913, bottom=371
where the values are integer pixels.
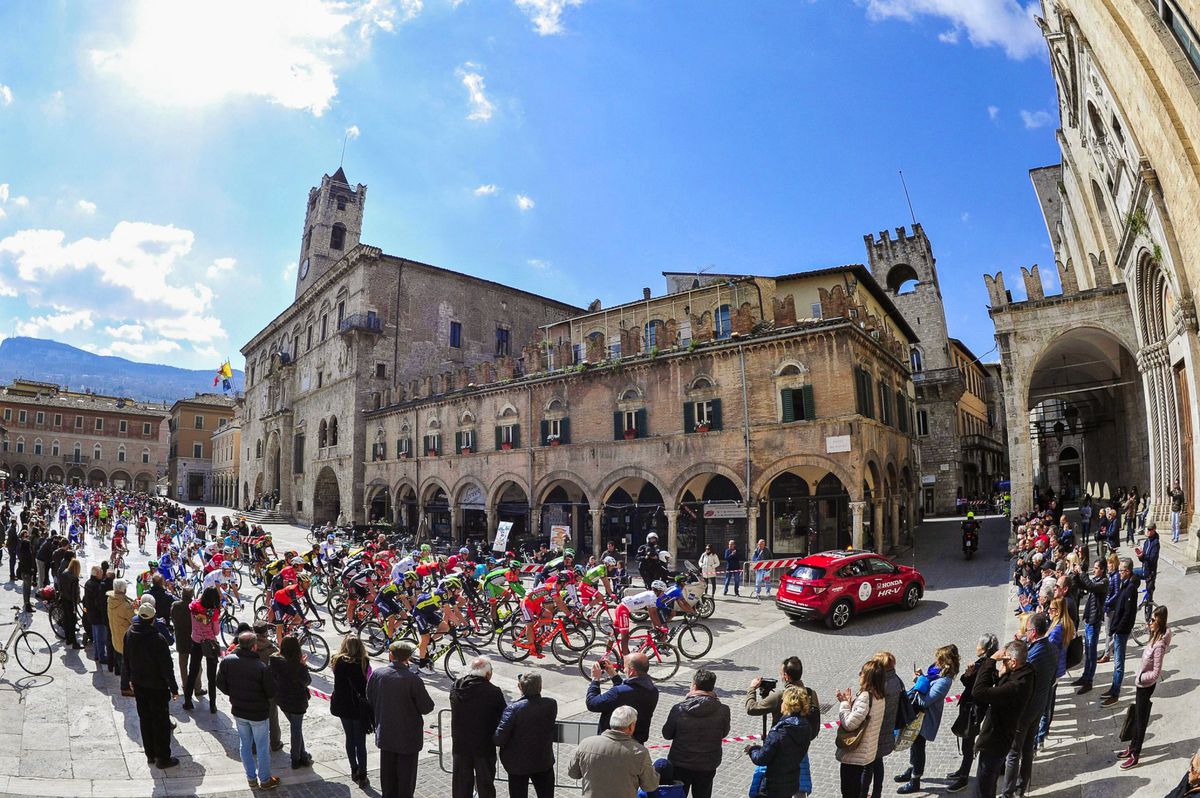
left=796, top=549, right=878, bottom=567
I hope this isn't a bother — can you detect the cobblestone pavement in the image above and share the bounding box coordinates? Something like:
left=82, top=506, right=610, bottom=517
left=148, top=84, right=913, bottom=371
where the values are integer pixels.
left=1, top=506, right=1195, bottom=797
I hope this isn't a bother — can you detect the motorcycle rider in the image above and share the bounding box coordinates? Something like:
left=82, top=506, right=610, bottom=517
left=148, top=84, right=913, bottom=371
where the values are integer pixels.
left=962, top=512, right=981, bottom=556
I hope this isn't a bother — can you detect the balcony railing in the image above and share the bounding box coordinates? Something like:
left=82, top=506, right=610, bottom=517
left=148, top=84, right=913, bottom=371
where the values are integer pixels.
left=63, top=454, right=91, bottom=464
left=338, top=313, right=382, bottom=334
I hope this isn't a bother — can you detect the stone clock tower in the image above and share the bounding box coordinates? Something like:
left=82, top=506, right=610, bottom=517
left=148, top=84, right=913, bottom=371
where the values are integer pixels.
left=295, top=167, right=366, bottom=299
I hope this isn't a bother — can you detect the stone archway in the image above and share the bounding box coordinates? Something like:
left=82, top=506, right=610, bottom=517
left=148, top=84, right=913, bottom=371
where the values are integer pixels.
left=312, top=466, right=341, bottom=526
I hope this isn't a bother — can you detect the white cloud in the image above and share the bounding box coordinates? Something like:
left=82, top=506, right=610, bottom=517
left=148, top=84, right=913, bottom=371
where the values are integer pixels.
left=473, top=184, right=498, bottom=196
left=77, top=199, right=97, bottom=214
left=0, top=184, right=7, bottom=204
left=345, top=124, right=360, bottom=140
left=515, top=194, right=535, bottom=211
left=282, top=261, right=297, bottom=283
left=15, top=310, right=95, bottom=337
left=515, top=0, right=583, bottom=36
left=91, top=0, right=410, bottom=117
left=861, top=0, right=1043, bottom=59
left=105, top=323, right=145, bottom=341
left=937, top=29, right=959, bottom=43
left=0, top=84, right=12, bottom=106
left=103, top=339, right=182, bottom=360
left=192, top=344, right=222, bottom=361
left=1020, top=109, right=1053, bottom=129
left=456, top=63, right=495, bottom=121
left=987, top=104, right=1000, bottom=121
left=206, top=256, right=236, bottom=279
left=12, top=196, right=28, bottom=207
left=527, top=258, right=551, bottom=271
left=961, top=211, right=971, bottom=223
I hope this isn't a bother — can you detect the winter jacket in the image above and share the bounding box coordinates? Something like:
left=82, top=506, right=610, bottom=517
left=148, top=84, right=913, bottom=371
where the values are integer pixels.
left=568, top=729, right=659, bottom=798
left=171, top=599, right=193, bottom=655
left=449, top=674, right=506, bottom=757
left=662, top=693, right=732, bottom=770
left=913, top=673, right=952, bottom=742
left=330, top=657, right=370, bottom=719
left=972, top=657, right=1034, bottom=756
left=495, top=695, right=557, bottom=776
left=216, top=647, right=276, bottom=721
left=1166, top=770, right=1200, bottom=798
left=749, top=715, right=813, bottom=798
left=835, top=690, right=884, bottom=766
left=366, top=660, right=435, bottom=754
left=698, top=553, right=719, bottom=579
left=17, top=539, right=34, bottom=576
left=1021, top=638, right=1059, bottom=728
left=1048, top=624, right=1069, bottom=678
left=148, top=585, right=176, bottom=622
left=1135, top=630, right=1172, bottom=688
left=269, top=655, right=312, bottom=715
left=586, top=673, right=659, bottom=743
left=877, top=668, right=906, bottom=756
left=57, top=568, right=80, bottom=606
left=107, top=592, right=134, bottom=654
left=123, top=617, right=178, bottom=693
left=1072, top=571, right=1108, bottom=627
left=744, top=681, right=821, bottom=731
left=83, top=576, right=107, bottom=623
left=1138, top=536, right=1160, bottom=579
left=1110, top=574, right=1141, bottom=635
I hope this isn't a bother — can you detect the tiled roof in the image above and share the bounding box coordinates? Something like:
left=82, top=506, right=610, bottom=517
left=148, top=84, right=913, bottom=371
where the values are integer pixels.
left=0, top=390, right=170, bottom=418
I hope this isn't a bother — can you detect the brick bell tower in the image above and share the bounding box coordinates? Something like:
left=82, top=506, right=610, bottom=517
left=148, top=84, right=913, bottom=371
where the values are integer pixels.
left=864, top=223, right=951, bottom=372
left=295, top=167, right=366, bottom=299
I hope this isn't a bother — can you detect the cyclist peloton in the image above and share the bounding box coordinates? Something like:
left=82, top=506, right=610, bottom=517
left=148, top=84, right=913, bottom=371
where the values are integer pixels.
left=412, top=576, right=465, bottom=671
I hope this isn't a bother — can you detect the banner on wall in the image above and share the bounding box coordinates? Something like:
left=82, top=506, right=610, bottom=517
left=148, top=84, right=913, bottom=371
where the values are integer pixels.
left=493, top=521, right=514, bottom=552
left=550, top=524, right=570, bottom=550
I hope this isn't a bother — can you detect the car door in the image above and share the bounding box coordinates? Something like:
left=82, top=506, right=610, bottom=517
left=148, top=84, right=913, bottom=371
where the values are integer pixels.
left=839, top=559, right=876, bottom=609
left=864, top=557, right=903, bottom=607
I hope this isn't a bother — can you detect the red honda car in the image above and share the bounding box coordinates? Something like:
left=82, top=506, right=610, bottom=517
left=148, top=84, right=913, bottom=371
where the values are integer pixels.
left=775, top=550, right=925, bottom=629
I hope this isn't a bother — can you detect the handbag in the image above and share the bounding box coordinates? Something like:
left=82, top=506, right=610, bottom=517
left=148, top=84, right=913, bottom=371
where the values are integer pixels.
left=835, top=695, right=872, bottom=750
left=894, top=690, right=917, bottom=730
left=894, top=710, right=925, bottom=753
left=356, top=691, right=376, bottom=734
left=1065, top=635, right=1084, bottom=670
left=950, top=702, right=972, bottom=738
left=1119, top=704, right=1136, bottom=742
left=201, top=638, right=220, bottom=659
left=749, top=764, right=768, bottom=797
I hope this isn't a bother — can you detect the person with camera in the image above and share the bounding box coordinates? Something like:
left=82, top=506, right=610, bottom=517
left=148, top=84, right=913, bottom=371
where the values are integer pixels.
left=971, top=639, right=1034, bottom=798
left=745, top=685, right=815, bottom=798
left=944, top=634, right=999, bottom=793
left=585, top=651, right=659, bottom=744
left=746, top=657, right=820, bottom=731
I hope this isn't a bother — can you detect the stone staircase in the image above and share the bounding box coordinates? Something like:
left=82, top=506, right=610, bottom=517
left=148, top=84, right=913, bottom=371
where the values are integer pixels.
left=239, top=508, right=286, bottom=525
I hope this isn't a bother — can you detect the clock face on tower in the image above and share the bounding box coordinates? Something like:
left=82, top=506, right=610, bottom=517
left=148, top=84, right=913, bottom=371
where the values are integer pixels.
left=299, top=258, right=310, bottom=279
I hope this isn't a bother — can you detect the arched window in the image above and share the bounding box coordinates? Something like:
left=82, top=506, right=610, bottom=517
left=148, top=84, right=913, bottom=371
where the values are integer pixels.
left=329, top=417, right=339, bottom=446
left=644, top=319, right=665, bottom=349
left=330, top=223, right=346, bottom=250
left=33, top=438, right=42, bottom=456
left=318, top=419, right=328, bottom=447
left=714, top=304, right=732, bottom=339
left=910, top=349, right=923, bottom=373
left=93, top=444, right=102, bottom=461
left=304, top=226, right=313, bottom=252
left=73, top=443, right=82, bottom=462
left=142, top=448, right=151, bottom=464
left=51, top=440, right=60, bottom=457
left=14, top=436, right=23, bottom=454
left=117, top=445, right=126, bottom=462
left=691, top=377, right=713, bottom=391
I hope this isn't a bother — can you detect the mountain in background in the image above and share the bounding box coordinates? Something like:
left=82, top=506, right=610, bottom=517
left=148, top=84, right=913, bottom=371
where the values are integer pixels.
left=0, top=337, right=243, bottom=404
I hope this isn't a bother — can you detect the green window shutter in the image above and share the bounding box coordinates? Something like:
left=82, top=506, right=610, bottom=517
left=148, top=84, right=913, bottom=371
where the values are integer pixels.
left=455, top=431, right=463, bottom=453
left=423, top=435, right=430, bottom=454
left=635, top=408, right=648, bottom=438
left=395, top=439, right=401, bottom=457
left=540, top=419, right=549, bottom=445
left=561, top=417, right=571, bottom=444
left=493, top=426, right=501, bottom=450
left=683, top=401, right=695, bottom=433
left=853, top=368, right=863, bottom=415
left=614, top=411, right=623, bottom=440
left=865, top=375, right=874, bottom=419
left=512, top=424, right=521, bottom=448
left=710, top=398, right=723, bottom=430
left=781, top=389, right=795, bottom=423
left=802, top=384, right=815, bottom=420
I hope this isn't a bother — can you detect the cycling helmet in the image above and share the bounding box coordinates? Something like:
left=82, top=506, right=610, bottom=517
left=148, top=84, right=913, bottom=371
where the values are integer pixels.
left=326, top=533, right=336, bottom=541
left=458, top=546, right=470, bottom=555
left=563, top=548, right=575, bottom=558
left=674, top=574, right=687, bottom=584
left=221, top=562, right=233, bottom=571
left=420, top=543, right=431, bottom=552
left=967, top=511, right=975, bottom=519
left=650, top=580, right=667, bottom=591
left=290, top=557, right=304, bottom=566
left=603, top=556, right=617, bottom=566
left=646, top=532, right=659, bottom=541
left=443, top=576, right=462, bottom=590
left=149, top=559, right=159, bottom=568
left=508, top=560, right=523, bottom=570
left=298, top=573, right=312, bottom=583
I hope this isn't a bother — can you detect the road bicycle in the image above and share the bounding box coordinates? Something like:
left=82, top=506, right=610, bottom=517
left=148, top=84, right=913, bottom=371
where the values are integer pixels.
left=0, top=607, right=53, bottom=676
left=273, top=614, right=330, bottom=672
left=496, top=616, right=591, bottom=664
left=1132, top=582, right=1159, bottom=646
left=661, top=613, right=714, bottom=660
left=577, top=626, right=681, bottom=682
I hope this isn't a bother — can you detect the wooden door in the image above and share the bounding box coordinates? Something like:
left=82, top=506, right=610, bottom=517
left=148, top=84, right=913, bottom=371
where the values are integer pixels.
left=1175, top=362, right=1193, bottom=527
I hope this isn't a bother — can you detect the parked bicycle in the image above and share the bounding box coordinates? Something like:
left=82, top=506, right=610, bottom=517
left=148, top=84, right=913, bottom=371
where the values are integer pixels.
left=0, top=608, right=53, bottom=676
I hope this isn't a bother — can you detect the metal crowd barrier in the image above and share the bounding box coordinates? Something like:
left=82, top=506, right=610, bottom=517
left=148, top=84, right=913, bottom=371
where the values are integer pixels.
left=434, top=708, right=592, bottom=790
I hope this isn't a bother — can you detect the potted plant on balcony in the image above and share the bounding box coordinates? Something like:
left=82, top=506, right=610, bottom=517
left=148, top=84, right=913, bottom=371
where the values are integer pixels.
left=623, top=428, right=637, bottom=440
left=427, top=448, right=438, bottom=457
left=547, top=434, right=561, bottom=447
left=460, top=446, right=472, bottom=455
left=695, top=421, right=710, bottom=433
left=399, top=449, right=411, bottom=459
left=501, top=441, right=514, bottom=450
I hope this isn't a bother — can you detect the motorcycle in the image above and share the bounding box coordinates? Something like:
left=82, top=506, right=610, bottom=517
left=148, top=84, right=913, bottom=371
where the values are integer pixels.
left=962, top=523, right=978, bottom=560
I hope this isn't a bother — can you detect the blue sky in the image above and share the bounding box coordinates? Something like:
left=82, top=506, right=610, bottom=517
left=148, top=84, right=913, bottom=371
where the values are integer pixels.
left=0, top=0, right=1061, bottom=369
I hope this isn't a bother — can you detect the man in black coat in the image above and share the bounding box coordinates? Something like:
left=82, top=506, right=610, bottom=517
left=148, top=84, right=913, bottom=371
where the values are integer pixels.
left=5, top=520, right=18, bottom=581
left=17, top=531, right=35, bottom=612
left=973, top=639, right=1034, bottom=798
left=495, top=672, right=558, bottom=798
left=35, top=535, right=55, bottom=588
left=1102, top=558, right=1140, bottom=706
left=366, top=641, right=435, bottom=798
left=217, top=630, right=279, bottom=789
left=124, top=602, right=180, bottom=769
left=1003, top=612, right=1057, bottom=798
left=449, top=656, right=507, bottom=798
left=1070, top=559, right=1108, bottom=694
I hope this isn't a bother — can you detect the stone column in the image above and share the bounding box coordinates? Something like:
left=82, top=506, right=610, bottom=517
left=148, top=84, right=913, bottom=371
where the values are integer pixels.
left=890, top=497, right=901, bottom=551
left=590, top=507, right=604, bottom=559
left=449, top=506, right=460, bottom=543
left=665, top=509, right=680, bottom=563
left=486, top=509, right=497, bottom=543
left=873, top=501, right=885, bottom=553
left=850, top=501, right=866, bottom=550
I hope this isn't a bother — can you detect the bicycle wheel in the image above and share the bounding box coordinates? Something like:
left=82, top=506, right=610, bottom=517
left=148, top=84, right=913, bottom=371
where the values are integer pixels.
left=674, top=620, right=714, bottom=660
left=630, top=627, right=681, bottom=681
left=442, top=641, right=478, bottom=680
left=358, top=620, right=390, bottom=657
left=550, top=630, right=582, bottom=665
left=249, top=568, right=263, bottom=588
left=560, top=618, right=595, bottom=650
left=48, top=603, right=66, bottom=640
left=330, top=602, right=354, bottom=635
left=577, top=640, right=623, bottom=680
left=309, top=577, right=328, bottom=606
left=15, top=630, right=53, bottom=676
left=464, top=612, right=495, bottom=648
left=496, top=625, right=531, bottom=663
left=219, top=613, right=239, bottom=649
left=300, top=629, right=330, bottom=672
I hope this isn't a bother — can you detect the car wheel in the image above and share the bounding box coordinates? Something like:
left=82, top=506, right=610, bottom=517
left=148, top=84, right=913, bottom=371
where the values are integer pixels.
left=825, top=600, right=852, bottom=630
left=902, top=583, right=921, bottom=610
